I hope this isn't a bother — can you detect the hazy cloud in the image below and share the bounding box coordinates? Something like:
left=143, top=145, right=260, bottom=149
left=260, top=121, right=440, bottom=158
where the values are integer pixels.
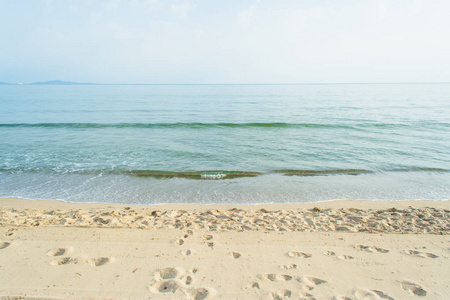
left=0, top=0, right=449, bottom=83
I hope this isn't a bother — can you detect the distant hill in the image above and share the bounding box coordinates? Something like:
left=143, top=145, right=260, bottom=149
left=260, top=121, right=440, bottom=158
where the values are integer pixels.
left=0, top=82, right=10, bottom=85
left=29, top=80, right=96, bottom=85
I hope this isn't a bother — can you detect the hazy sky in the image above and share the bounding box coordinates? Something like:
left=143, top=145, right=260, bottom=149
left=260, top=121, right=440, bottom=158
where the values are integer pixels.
left=1, top=0, right=449, bottom=84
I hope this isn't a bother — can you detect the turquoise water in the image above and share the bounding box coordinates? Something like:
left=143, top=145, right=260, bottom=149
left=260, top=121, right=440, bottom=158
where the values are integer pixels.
left=0, top=84, right=449, bottom=204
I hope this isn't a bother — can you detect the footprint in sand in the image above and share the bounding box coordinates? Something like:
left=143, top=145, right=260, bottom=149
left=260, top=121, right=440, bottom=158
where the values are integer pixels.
left=186, top=287, right=217, bottom=300
left=354, top=289, right=394, bottom=300
left=280, top=263, right=297, bottom=270
left=151, top=267, right=187, bottom=294
left=337, top=255, right=354, bottom=260
left=154, top=267, right=186, bottom=281
left=51, top=256, right=111, bottom=267
left=248, top=282, right=260, bottom=289
left=400, top=280, right=427, bottom=296
left=355, top=244, right=389, bottom=253
left=47, top=248, right=68, bottom=256
left=405, top=250, right=438, bottom=258
left=183, top=230, right=194, bottom=239
left=271, top=289, right=292, bottom=300
left=299, top=291, right=316, bottom=298
left=0, top=242, right=10, bottom=249
left=298, top=276, right=327, bottom=292
left=181, top=249, right=195, bottom=256
left=50, top=257, right=79, bottom=266
left=183, top=275, right=194, bottom=286
left=302, top=284, right=314, bottom=291
left=287, top=251, right=311, bottom=258
left=5, top=229, right=17, bottom=236
left=332, top=296, right=351, bottom=300
left=300, top=276, right=327, bottom=286
left=151, top=279, right=185, bottom=293
left=150, top=267, right=215, bottom=299
left=175, top=239, right=185, bottom=246
left=230, top=252, right=241, bottom=259
left=88, top=257, right=111, bottom=267
left=263, top=274, right=293, bottom=282
left=201, top=235, right=215, bottom=248
left=323, top=250, right=336, bottom=256
left=203, top=234, right=214, bottom=240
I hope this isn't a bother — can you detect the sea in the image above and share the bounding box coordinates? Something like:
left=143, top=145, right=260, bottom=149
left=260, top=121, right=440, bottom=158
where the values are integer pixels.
left=0, top=83, right=449, bottom=204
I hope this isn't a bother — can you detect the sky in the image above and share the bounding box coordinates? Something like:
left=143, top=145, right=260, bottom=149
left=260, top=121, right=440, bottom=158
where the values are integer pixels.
left=0, top=0, right=449, bottom=84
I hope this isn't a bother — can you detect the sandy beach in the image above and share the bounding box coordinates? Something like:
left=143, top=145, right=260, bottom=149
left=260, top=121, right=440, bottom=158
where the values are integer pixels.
left=1, top=197, right=449, bottom=299
left=2, top=0, right=450, bottom=299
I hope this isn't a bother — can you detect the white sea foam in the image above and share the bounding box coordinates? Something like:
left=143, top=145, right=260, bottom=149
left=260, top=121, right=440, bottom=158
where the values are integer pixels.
left=200, top=173, right=226, bottom=179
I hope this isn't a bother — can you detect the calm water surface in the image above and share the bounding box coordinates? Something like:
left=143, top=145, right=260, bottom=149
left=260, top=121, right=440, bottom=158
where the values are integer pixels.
left=0, top=84, right=449, bottom=204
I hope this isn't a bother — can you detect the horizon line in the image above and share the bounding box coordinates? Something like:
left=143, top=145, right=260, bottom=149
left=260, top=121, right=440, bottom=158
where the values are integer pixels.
left=2, top=81, right=450, bottom=85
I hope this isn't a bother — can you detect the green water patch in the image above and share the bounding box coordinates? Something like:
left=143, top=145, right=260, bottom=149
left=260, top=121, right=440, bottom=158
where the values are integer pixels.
left=2, top=121, right=448, bottom=129
left=0, top=122, right=356, bottom=129
left=276, top=169, right=374, bottom=176
left=390, top=167, right=449, bottom=173
left=126, top=170, right=262, bottom=179
left=3, top=121, right=447, bottom=130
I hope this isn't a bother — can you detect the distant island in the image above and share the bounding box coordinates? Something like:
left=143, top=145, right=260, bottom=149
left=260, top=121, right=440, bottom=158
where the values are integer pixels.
left=29, top=80, right=96, bottom=85
left=0, top=80, right=96, bottom=85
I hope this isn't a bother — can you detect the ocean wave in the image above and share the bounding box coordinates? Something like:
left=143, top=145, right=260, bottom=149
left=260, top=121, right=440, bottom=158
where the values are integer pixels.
left=0, top=167, right=448, bottom=179
left=274, top=169, right=373, bottom=176
left=0, top=122, right=448, bottom=129
left=125, top=170, right=261, bottom=179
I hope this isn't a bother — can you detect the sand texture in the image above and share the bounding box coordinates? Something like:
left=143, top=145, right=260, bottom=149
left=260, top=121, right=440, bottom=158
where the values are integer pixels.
left=1, top=198, right=449, bottom=299
left=1, top=198, right=449, bottom=234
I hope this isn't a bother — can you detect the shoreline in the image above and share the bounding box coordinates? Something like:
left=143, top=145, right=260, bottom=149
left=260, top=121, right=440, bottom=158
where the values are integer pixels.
left=2, top=196, right=450, bottom=210
left=2, top=169, right=449, bottom=205
left=4, top=195, right=450, bottom=208
left=1, top=197, right=449, bottom=299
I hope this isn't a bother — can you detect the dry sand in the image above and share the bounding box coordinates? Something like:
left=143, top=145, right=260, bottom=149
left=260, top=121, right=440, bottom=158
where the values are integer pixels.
left=0, top=197, right=449, bottom=299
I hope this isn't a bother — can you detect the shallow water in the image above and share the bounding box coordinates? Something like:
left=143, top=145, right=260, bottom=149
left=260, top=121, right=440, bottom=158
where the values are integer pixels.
left=0, top=84, right=449, bottom=204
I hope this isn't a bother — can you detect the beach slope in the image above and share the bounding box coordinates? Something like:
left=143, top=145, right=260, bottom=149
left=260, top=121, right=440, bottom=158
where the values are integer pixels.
left=0, top=198, right=449, bottom=299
